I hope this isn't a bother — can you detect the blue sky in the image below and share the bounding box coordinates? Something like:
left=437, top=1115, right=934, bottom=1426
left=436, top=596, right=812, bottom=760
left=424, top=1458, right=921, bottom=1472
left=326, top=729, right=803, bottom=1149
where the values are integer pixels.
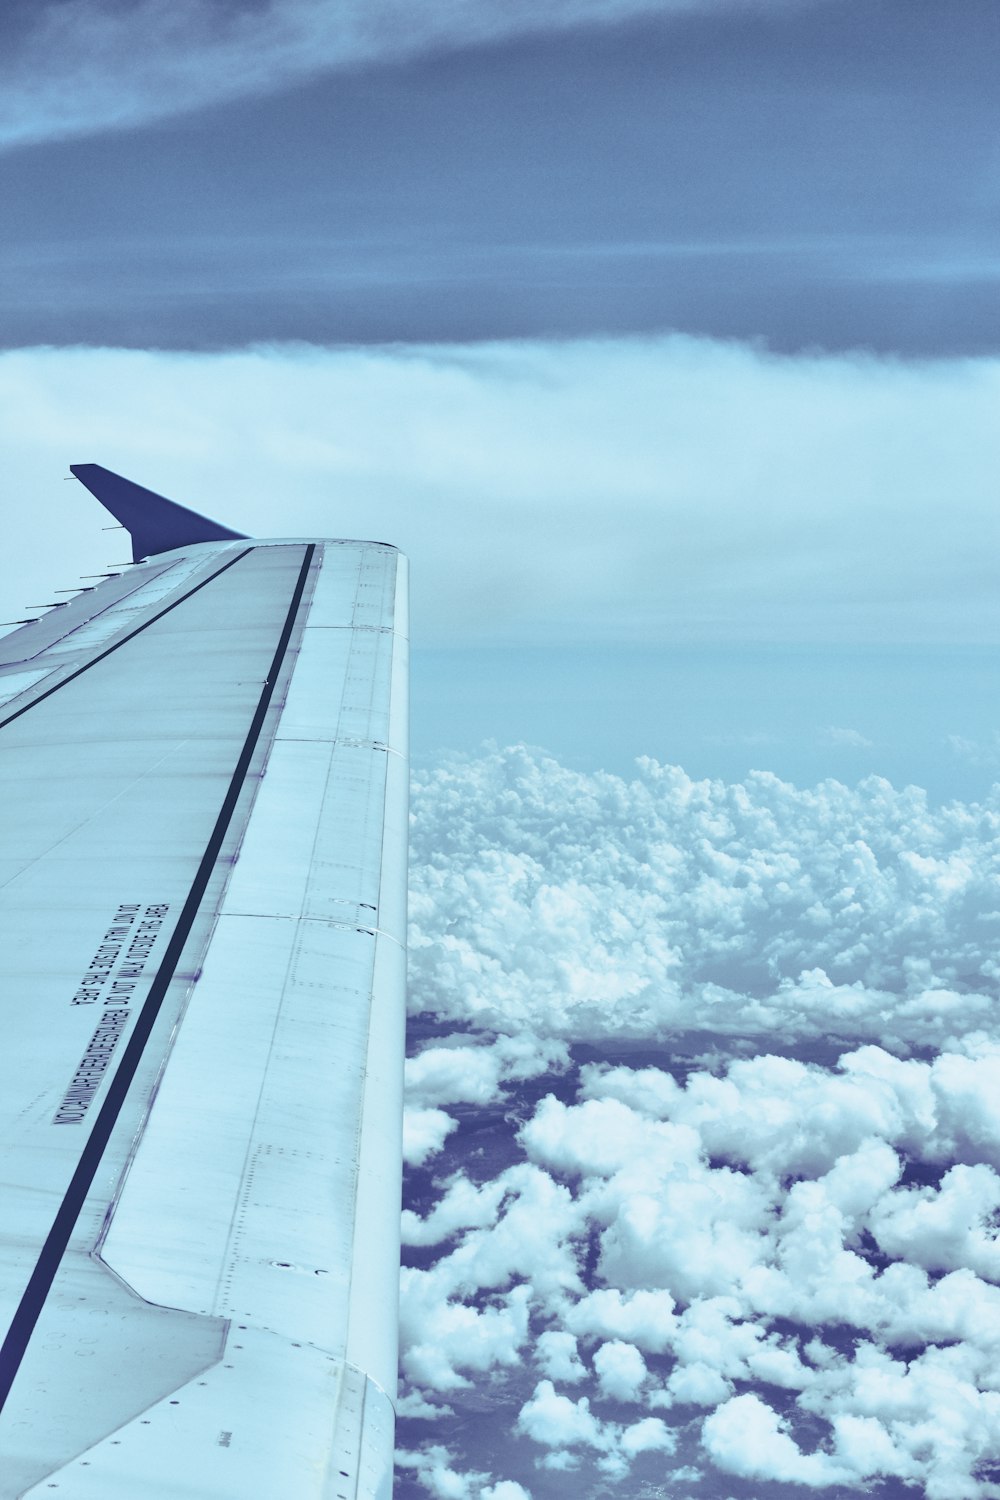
left=2, top=1, right=1000, bottom=352
left=5, top=3, right=1000, bottom=1496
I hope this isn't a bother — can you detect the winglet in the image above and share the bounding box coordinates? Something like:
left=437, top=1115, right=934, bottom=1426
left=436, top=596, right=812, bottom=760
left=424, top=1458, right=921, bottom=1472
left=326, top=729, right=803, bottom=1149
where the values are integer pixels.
left=70, top=463, right=249, bottom=562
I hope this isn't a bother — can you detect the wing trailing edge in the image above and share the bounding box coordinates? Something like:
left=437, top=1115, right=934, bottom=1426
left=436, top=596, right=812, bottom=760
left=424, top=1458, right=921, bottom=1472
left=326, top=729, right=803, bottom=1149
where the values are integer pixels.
left=70, top=463, right=248, bottom=561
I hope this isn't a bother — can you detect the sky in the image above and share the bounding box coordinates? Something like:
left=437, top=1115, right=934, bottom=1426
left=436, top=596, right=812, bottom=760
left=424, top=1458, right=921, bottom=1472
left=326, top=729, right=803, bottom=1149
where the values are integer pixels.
left=4, top=1, right=1000, bottom=1496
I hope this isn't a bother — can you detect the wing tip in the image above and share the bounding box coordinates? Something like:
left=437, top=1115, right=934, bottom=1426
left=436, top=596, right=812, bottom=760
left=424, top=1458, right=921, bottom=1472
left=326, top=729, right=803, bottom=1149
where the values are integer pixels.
left=70, top=463, right=249, bottom=560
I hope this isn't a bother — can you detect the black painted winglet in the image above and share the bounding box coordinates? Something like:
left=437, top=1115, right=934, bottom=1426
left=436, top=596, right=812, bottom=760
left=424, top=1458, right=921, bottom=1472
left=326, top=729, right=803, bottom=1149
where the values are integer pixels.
left=70, top=463, right=249, bottom=562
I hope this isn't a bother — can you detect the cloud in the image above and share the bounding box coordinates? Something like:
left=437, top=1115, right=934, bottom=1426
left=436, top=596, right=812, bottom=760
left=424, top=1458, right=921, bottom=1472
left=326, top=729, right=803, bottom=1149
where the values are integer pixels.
left=516, top=1380, right=676, bottom=1479
left=406, top=1045, right=508, bottom=1110
left=401, top=1174, right=509, bottom=1250
left=395, top=1444, right=495, bottom=1500
left=409, top=745, right=1000, bottom=1050
left=403, top=1106, right=459, bottom=1167
left=592, top=1340, right=648, bottom=1401
left=702, top=1393, right=851, bottom=1486
left=399, top=745, right=1000, bottom=1498
left=396, top=1390, right=455, bottom=1421
left=0, top=0, right=818, bottom=151
left=530, top=1045, right=1000, bottom=1327
left=400, top=1271, right=532, bottom=1391
left=517, top=1381, right=608, bottom=1451
left=406, top=1036, right=570, bottom=1111
left=822, top=725, right=874, bottom=749
left=401, top=1029, right=571, bottom=1173
left=564, top=1288, right=678, bottom=1355
left=868, top=1162, right=1000, bottom=1282
left=948, top=732, right=1000, bottom=770
left=6, top=337, right=1000, bottom=653
left=618, top=1416, right=675, bottom=1458
left=403, top=1041, right=1000, bottom=1494
left=535, top=1331, right=588, bottom=1385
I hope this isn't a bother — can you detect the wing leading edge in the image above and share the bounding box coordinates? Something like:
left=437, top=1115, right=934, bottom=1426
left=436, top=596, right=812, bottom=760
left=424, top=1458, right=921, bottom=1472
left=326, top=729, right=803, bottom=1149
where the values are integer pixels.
left=0, top=473, right=408, bottom=1499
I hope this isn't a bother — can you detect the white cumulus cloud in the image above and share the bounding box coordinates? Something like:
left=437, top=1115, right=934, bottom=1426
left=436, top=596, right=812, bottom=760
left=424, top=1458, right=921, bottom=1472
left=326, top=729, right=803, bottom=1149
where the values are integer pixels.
left=399, top=746, right=1000, bottom=1499
left=409, top=745, right=1000, bottom=1049
left=593, top=1340, right=648, bottom=1401
left=702, top=1393, right=851, bottom=1486
left=535, top=1331, right=588, bottom=1385
left=403, top=1105, right=459, bottom=1167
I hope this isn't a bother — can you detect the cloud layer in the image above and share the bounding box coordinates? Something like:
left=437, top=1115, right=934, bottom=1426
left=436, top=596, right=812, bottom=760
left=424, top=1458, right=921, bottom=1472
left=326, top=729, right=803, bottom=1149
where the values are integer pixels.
left=5, top=337, right=1000, bottom=652
left=399, top=746, right=1000, bottom=1499
left=409, top=745, right=1000, bottom=1050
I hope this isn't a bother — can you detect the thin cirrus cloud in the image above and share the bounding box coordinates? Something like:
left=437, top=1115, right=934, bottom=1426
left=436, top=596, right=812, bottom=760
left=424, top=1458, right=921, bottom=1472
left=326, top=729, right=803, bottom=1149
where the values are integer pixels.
left=0, top=0, right=817, bottom=150
left=397, top=744, right=1000, bottom=1498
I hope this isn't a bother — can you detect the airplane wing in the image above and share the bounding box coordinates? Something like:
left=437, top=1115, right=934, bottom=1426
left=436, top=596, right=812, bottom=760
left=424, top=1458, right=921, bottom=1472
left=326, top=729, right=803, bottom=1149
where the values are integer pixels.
left=0, top=471, right=408, bottom=1499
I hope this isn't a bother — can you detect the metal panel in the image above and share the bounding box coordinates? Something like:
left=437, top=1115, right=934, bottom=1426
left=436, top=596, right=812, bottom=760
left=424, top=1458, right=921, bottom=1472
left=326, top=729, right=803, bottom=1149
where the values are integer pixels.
left=41, top=552, right=213, bottom=655
left=0, top=669, right=55, bottom=705
left=0, top=534, right=407, bottom=1498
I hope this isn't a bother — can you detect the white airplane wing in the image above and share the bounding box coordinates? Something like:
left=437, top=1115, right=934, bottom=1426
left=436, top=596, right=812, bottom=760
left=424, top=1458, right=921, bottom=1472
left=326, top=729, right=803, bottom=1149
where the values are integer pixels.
left=0, top=468, right=407, bottom=1499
